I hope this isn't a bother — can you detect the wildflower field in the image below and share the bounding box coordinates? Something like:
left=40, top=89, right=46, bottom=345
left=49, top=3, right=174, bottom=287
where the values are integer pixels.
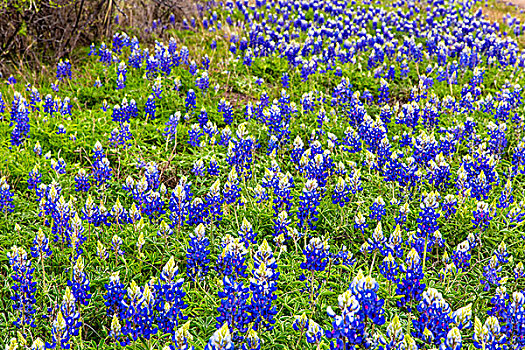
left=3, top=0, right=525, bottom=348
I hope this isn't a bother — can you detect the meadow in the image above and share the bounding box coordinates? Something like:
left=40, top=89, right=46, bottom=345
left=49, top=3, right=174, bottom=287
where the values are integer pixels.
left=2, top=0, right=525, bottom=349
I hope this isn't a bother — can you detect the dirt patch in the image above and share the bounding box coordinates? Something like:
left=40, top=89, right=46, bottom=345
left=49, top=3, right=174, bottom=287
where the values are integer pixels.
left=503, top=0, right=525, bottom=8
left=223, top=89, right=257, bottom=109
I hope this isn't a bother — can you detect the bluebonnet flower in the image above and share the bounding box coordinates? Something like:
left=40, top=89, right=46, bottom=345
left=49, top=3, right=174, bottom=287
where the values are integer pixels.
left=380, top=315, right=405, bottom=350
left=324, top=288, right=364, bottom=348
left=297, top=179, right=321, bottom=231
left=216, top=235, right=248, bottom=279
left=507, top=205, right=525, bottom=227
left=203, top=121, right=218, bottom=141
left=273, top=210, right=291, bottom=240
left=305, top=319, right=323, bottom=345
left=109, top=123, right=133, bottom=149
left=185, top=197, right=205, bottom=226
left=0, top=177, right=15, bottom=213
left=31, top=228, right=52, bottom=263
left=145, top=94, right=156, bottom=120
left=300, top=143, right=333, bottom=189
left=281, top=72, right=290, bottom=88
left=189, top=60, right=197, bottom=75
left=0, top=91, right=5, bottom=114
left=51, top=80, right=60, bottom=92
left=300, top=237, right=329, bottom=300
left=332, top=176, right=351, bottom=208
left=146, top=55, right=159, bottom=78
left=154, top=257, right=188, bottom=336
left=50, top=157, right=67, bottom=175
left=97, top=241, right=109, bottom=262
left=414, top=191, right=441, bottom=256
left=217, top=276, right=251, bottom=342
left=74, top=169, right=90, bottom=192
left=205, top=179, right=223, bottom=225
left=186, top=89, right=197, bottom=112
left=104, top=271, right=126, bottom=318
left=226, top=125, right=257, bottom=179
left=192, top=159, right=206, bottom=177
left=10, top=92, right=31, bottom=147
left=121, top=281, right=156, bottom=342
left=441, top=194, right=457, bottom=219
left=219, top=126, right=232, bottom=147
left=7, top=75, right=17, bottom=85
left=253, top=184, right=268, bottom=204
left=196, top=72, right=210, bottom=92
left=205, top=323, right=233, bottom=350
left=512, top=138, right=525, bottom=175
left=109, top=314, right=126, bottom=346
left=354, top=212, right=368, bottom=237
left=515, top=262, right=525, bottom=281
left=412, top=288, right=454, bottom=345
left=380, top=253, right=400, bottom=283
left=292, top=313, right=309, bottom=334
left=350, top=271, right=386, bottom=327
left=157, top=220, right=173, bottom=241
left=164, top=112, right=181, bottom=142
left=369, top=196, right=386, bottom=221
left=219, top=99, right=234, bottom=125
left=101, top=99, right=109, bottom=112
left=495, top=241, right=509, bottom=264
left=43, top=94, right=55, bottom=115
left=348, top=168, right=363, bottom=194
left=396, top=249, right=426, bottom=310
left=55, top=287, right=82, bottom=348
left=440, top=328, right=462, bottom=350
left=80, top=195, right=99, bottom=228
left=188, top=124, right=204, bottom=147
left=93, top=157, right=113, bottom=188
left=472, top=201, right=494, bottom=231
left=384, top=225, right=404, bottom=258
left=33, top=141, right=42, bottom=157
left=238, top=218, right=257, bottom=247
left=7, top=246, right=37, bottom=328
left=111, top=104, right=125, bottom=123
left=242, top=329, right=260, bottom=350
left=366, top=222, right=386, bottom=254
left=332, top=245, right=356, bottom=268
left=207, top=157, right=220, bottom=177
left=428, top=153, right=451, bottom=190
left=27, top=165, right=41, bottom=191
left=481, top=255, right=503, bottom=292
left=452, top=241, right=472, bottom=270
left=250, top=240, right=278, bottom=331
left=498, top=179, right=514, bottom=209
left=67, top=257, right=91, bottom=306
left=68, top=213, right=87, bottom=258
left=290, top=136, right=304, bottom=167
left=473, top=316, right=506, bottom=350
left=197, top=107, right=209, bottom=128
left=29, top=87, right=41, bottom=112
left=487, top=122, right=507, bottom=155
left=111, top=234, right=125, bottom=256
left=378, top=79, right=390, bottom=104
left=187, top=224, right=210, bottom=280
left=152, top=77, right=162, bottom=99
left=47, top=311, right=70, bottom=349
left=116, top=72, right=126, bottom=90
left=169, top=180, right=191, bottom=229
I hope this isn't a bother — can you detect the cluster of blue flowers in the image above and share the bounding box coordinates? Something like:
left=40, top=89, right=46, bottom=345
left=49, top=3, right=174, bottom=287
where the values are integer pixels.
left=4, top=0, right=525, bottom=348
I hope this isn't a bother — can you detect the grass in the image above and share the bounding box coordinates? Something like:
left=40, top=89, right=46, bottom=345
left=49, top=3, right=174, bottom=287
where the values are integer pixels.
left=2, top=0, right=525, bottom=348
